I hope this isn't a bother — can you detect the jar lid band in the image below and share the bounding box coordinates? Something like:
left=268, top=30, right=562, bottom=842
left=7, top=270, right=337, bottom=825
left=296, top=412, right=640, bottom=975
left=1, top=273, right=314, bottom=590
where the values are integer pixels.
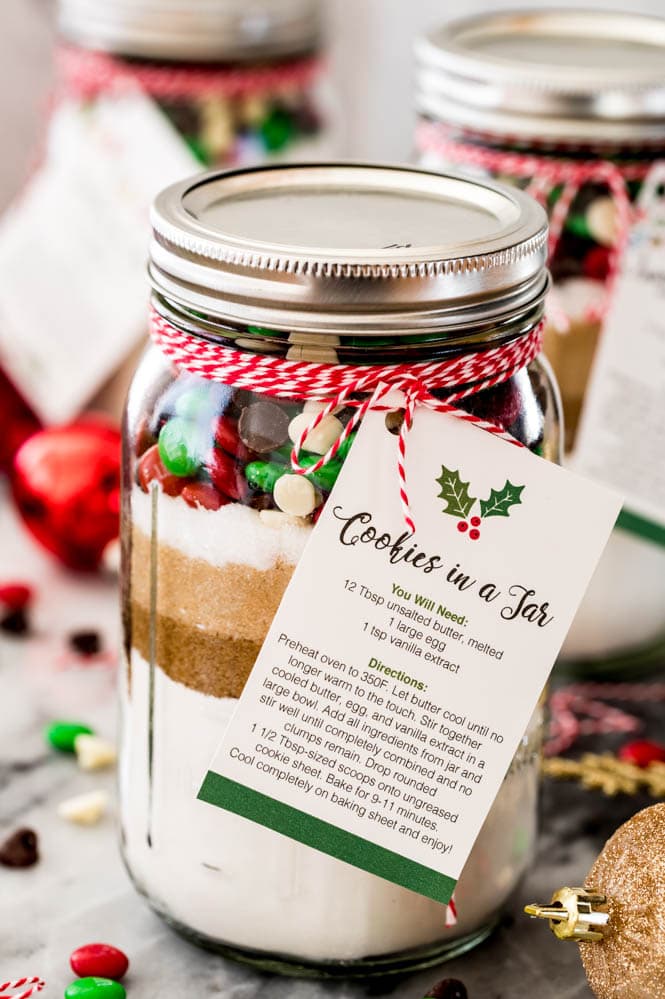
left=150, top=307, right=544, bottom=532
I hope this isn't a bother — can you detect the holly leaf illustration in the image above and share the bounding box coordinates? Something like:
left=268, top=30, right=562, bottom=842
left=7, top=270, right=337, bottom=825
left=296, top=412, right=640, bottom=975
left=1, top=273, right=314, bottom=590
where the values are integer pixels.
left=436, top=465, right=477, bottom=519
left=480, top=480, right=524, bottom=519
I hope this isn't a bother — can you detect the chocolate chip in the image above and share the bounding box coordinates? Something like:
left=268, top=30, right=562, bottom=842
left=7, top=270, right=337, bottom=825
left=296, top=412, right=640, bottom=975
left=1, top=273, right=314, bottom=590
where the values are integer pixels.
left=425, top=980, right=469, bottom=999
left=0, top=608, right=29, bottom=635
left=69, top=630, right=102, bottom=656
left=0, top=827, right=39, bottom=867
left=248, top=493, right=275, bottom=511
left=238, top=401, right=290, bottom=454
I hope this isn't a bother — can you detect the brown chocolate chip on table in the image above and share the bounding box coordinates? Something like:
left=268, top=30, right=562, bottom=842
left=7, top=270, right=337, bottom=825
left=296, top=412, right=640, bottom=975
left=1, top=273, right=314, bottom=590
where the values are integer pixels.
left=0, top=827, right=39, bottom=867
left=0, top=608, right=30, bottom=636
left=68, top=630, right=102, bottom=656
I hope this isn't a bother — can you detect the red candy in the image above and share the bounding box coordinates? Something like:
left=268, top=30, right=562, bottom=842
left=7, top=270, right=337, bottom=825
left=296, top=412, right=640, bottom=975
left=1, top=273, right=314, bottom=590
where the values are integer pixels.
left=0, top=583, right=33, bottom=611
left=207, top=447, right=248, bottom=502
left=181, top=482, right=229, bottom=511
left=583, top=245, right=611, bottom=281
left=618, top=740, right=665, bottom=768
left=137, top=445, right=187, bottom=498
left=212, top=416, right=256, bottom=463
left=70, top=943, right=129, bottom=980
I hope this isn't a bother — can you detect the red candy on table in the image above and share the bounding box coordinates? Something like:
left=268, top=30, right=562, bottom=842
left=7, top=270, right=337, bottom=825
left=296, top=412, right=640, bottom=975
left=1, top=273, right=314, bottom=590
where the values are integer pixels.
left=618, top=740, right=665, bottom=768
left=0, top=583, right=33, bottom=610
left=11, top=417, right=121, bottom=571
left=69, top=943, right=129, bottom=981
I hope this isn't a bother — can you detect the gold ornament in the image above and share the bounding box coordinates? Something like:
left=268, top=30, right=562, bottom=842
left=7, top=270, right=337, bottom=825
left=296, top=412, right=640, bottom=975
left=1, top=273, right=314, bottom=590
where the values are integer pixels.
left=525, top=803, right=665, bottom=999
left=543, top=753, right=665, bottom=797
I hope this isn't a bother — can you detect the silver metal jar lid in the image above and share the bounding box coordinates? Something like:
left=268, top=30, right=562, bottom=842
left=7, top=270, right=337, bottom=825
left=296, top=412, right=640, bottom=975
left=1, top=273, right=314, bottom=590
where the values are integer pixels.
left=416, top=9, right=665, bottom=145
left=58, top=0, right=321, bottom=62
left=149, top=163, right=548, bottom=335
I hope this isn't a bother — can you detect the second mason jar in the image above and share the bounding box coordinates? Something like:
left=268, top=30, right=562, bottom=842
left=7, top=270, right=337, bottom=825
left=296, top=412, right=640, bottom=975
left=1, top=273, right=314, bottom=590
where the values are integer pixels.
left=415, top=9, right=665, bottom=673
left=121, top=164, right=558, bottom=976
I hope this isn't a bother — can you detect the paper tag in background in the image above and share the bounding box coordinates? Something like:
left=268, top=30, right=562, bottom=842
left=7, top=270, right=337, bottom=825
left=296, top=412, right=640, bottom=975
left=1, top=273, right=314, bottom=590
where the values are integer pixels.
left=0, top=87, right=197, bottom=425
left=199, top=407, right=621, bottom=903
left=573, top=163, right=665, bottom=547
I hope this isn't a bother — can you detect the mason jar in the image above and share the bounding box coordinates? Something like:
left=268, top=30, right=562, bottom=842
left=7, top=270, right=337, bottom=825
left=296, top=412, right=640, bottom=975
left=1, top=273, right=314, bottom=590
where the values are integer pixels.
left=415, top=9, right=665, bottom=674
left=120, top=163, right=559, bottom=976
left=57, top=0, right=336, bottom=168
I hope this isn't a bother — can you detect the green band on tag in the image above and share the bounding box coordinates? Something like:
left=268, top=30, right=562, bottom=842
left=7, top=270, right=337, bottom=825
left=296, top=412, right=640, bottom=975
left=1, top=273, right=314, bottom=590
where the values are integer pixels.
left=198, top=770, right=457, bottom=905
left=617, top=508, right=665, bottom=548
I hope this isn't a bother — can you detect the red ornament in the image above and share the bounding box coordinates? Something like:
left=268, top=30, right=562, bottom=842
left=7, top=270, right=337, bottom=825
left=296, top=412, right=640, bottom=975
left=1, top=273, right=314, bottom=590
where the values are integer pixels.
left=0, top=368, right=41, bottom=473
left=618, top=739, right=665, bottom=768
left=69, top=943, right=129, bottom=980
left=12, top=416, right=121, bottom=571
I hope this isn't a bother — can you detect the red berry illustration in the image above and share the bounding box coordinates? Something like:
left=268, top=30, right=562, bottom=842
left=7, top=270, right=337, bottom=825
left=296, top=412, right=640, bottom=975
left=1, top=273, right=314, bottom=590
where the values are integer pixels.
left=470, top=529, right=480, bottom=541
left=457, top=521, right=469, bottom=533
left=470, top=516, right=481, bottom=527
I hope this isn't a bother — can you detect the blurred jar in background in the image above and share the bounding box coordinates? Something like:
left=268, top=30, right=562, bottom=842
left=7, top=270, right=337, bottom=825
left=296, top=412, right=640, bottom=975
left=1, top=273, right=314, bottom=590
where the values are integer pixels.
left=414, top=9, right=665, bottom=677
left=58, top=0, right=336, bottom=168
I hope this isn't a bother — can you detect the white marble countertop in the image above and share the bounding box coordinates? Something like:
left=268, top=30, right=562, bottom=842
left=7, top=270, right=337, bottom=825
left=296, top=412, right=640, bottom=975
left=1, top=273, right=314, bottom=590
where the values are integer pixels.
left=2, top=494, right=652, bottom=999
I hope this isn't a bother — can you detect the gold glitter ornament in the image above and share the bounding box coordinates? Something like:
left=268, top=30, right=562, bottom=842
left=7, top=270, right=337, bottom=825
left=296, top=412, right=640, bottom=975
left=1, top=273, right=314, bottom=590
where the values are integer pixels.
left=526, top=804, right=665, bottom=999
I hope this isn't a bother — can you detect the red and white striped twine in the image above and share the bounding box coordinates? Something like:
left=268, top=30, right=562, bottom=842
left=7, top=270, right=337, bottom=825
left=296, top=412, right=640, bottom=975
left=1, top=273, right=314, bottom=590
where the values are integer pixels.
left=0, top=979, right=45, bottom=999
left=545, top=681, right=665, bottom=757
left=151, top=309, right=543, bottom=533
left=416, top=120, right=657, bottom=326
left=57, top=45, right=323, bottom=102
left=445, top=894, right=458, bottom=927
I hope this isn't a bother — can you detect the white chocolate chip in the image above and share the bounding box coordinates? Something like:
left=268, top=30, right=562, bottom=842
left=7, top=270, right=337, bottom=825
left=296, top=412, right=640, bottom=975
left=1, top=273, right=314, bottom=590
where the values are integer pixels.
left=259, top=509, right=310, bottom=529
left=288, top=332, right=341, bottom=347
left=303, top=400, right=343, bottom=415
left=273, top=474, right=317, bottom=517
left=586, top=197, right=618, bottom=248
left=74, top=734, right=117, bottom=772
left=287, top=345, right=339, bottom=363
left=288, top=412, right=344, bottom=455
left=58, top=790, right=108, bottom=825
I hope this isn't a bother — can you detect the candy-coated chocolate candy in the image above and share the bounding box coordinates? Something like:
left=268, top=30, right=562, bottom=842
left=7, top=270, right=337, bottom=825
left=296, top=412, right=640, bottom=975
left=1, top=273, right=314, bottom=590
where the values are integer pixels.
left=212, top=416, right=257, bottom=463
left=158, top=418, right=204, bottom=477
left=45, top=721, right=94, bottom=753
left=174, top=386, right=216, bottom=420
left=207, top=448, right=248, bottom=502
left=70, top=944, right=129, bottom=981
left=64, top=977, right=126, bottom=999
left=586, top=196, right=618, bottom=247
left=0, top=826, right=39, bottom=867
left=260, top=107, right=295, bottom=152
left=424, top=979, right=468, bottom=999
left=336, top=431, right=357, bottom=461
left=181, top=482, right=228, bottom=511
left=245, top=461, right=286, bottom=493
left=238, top=401, right=289, bottom=453
left=582, top=245, right=611, bottom=281
left=137, top=445, right=187, bottom=497
left=618, top=740, right=665, bottom=768
left=288, top=412, right=344, bottom=455
left=273, top=474, right=318, bottom=517
left=0, top=583, right=33, bottom=610
left=297, top=454, right=344, bottom=493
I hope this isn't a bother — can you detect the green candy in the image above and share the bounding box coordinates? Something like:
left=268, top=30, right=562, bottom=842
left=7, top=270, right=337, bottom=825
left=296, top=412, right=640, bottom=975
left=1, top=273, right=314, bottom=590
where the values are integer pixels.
left=184, top=135, right=210, bottom=166
left=65, top=978, right=126, bottom=999
left=245, top=461, right=286, bottom=493
left=158, top=418, right=204, bottom=477
left=45, top=721, right=94, bottom=753
left=564, top=212, right=592, bottom=241
left=247, top=325, right=282, bottom=339
left=174, top=386, right=214, bottom=420
left=336, top=431, right=357, bottom=461
left=260, top=108, right=295, bottom=152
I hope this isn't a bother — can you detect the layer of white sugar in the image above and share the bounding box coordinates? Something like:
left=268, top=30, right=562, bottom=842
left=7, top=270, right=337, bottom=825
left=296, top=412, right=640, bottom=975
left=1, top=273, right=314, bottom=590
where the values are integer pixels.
left=120, top=651, right=539, bottom=962
left=131, top=487, right=311, bottom=570
left=562, top=527, right=665, bottom=659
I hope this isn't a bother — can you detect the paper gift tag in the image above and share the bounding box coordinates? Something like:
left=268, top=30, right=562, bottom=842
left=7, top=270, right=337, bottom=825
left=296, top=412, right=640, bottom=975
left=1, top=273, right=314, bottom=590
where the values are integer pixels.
left=0, top=87, right=197, bottom=424
left=573, top=164, right=665, bottom=547
left=199, top=405, right=621, bottom=903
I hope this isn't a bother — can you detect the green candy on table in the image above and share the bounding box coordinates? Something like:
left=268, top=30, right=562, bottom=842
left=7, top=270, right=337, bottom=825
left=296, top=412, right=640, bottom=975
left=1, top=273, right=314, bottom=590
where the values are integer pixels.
left=65, top=978, right=126, bottom=999
left=158, top=418, right=204, bottom=477
left=45, top=721, right=94, bottom=753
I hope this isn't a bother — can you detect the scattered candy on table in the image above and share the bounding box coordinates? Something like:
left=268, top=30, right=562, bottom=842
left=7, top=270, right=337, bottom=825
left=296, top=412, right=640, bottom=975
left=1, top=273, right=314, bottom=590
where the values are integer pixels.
left=69, top=944, right=129, bottom=981
left=64, top=978, right=126, bottom=999
left=74, top=735, right=117, bottom=772
left=45, top=721, right=94, bottom=753
left=423, top=979, right=469, bottom=998
left=617, top=739, right=665, bottom=767
left=57, top=790, right=108, bottom=825
left=0, top=827, right=39, bottom=867
left=68, top=631, right=102, bottom=657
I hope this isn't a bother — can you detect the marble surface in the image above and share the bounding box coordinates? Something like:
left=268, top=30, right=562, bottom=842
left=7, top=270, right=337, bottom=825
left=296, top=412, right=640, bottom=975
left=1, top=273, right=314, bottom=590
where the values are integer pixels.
left=1, top=497, right=662, bottom=999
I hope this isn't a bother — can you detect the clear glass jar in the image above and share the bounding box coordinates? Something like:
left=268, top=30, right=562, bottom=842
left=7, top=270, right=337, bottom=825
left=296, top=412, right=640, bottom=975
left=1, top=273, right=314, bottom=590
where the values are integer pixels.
left=57, top=0, right=336, bottom=169
left=415, top=10, right=665, bottom=675
left=120, top=163, right=559, bottom=976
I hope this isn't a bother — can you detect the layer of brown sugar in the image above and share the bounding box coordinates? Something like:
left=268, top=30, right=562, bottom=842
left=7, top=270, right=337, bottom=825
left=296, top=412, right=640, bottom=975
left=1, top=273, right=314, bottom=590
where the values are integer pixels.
left=130, top=602, right=261, bottom=698
left=131, top=526, right=296, bottom=643
left=543, top=315, right=601, bottom=452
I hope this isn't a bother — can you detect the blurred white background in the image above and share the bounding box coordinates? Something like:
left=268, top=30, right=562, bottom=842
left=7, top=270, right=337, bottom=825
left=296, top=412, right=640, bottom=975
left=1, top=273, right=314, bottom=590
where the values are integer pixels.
left=3, top=0, right=665, bottom=209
